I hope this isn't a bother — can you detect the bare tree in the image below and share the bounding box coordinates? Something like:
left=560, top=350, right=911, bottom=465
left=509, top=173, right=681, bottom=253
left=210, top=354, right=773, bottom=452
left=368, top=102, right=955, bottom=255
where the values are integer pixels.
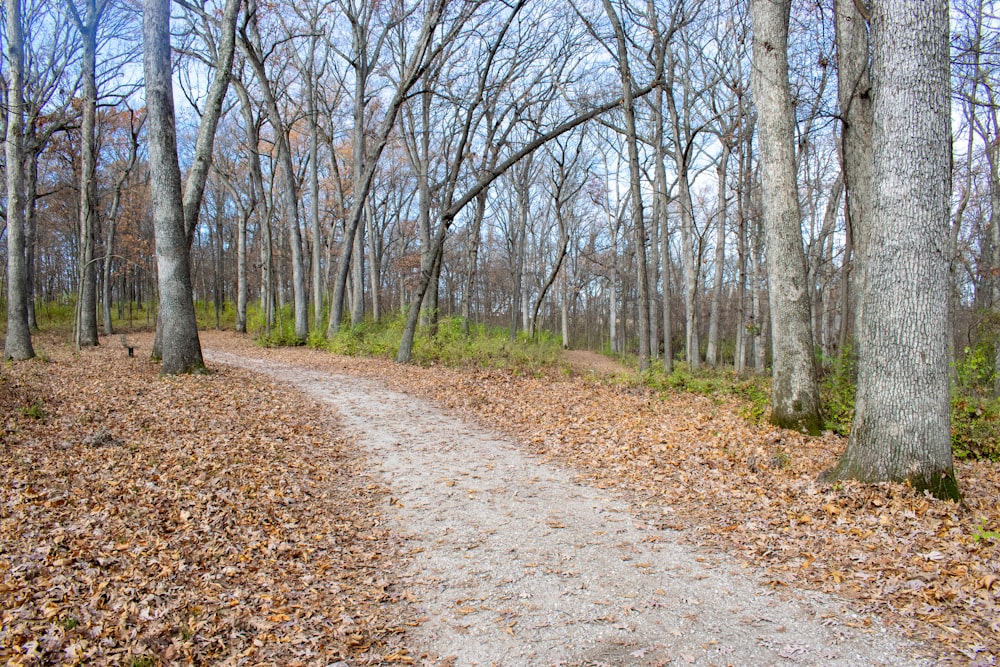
left=823, top=0, right=959, bottom=501
left=4, top=0, right=35, bottom=360
left=18, top=0, right=80, bottom=330
left=327, top=0, right=474, bottom=335
left=750, top=0, right=822, bottom=433
left=142, top=0, right=204, bottom=373
left=66, top=0, right=114, bottom=347
left=101, top=108, right=143, bottom=335
left=530, top=133, right=588, bottom=337
left=834, top=0, right=872, bottom=351
left=601, top=0, right=651, bottom=371
left=239, top=0, right=309, bottom=340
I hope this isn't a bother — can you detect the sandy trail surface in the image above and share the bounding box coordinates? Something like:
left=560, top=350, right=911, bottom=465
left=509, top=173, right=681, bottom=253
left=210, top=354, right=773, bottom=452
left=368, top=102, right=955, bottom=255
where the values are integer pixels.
left=204, top=349, right=930, bottom=667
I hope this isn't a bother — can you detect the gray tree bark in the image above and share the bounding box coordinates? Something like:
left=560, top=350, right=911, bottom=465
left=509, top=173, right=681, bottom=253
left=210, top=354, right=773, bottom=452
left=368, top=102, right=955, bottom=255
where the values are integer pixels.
left=823, top=0, right=959, bottom=501
left=4, top=0, right=35, bottom=360
left=240, top=1, right=308, bottom=341
left=705, top=140, right=730, bottom=366
left=101, top=112, right=142, bottom=336
left=750, top=0, right=822, bottom=433
left=68, top=0, right=106, bottom=348
left=151, top=0, right=239, bottom=358
left=665, top=58, right=700, bottom=371
left=602, top=0, right=650, bottom=372
left=328, top=0, right=458, bottom=335
left=143, top=0, right=204, bottom=374
left=834, top=0, right=873, bottom=352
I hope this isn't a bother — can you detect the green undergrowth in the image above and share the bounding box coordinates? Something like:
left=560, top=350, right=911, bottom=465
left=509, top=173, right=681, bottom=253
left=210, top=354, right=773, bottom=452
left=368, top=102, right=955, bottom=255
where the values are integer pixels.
left=950, top=338, right=1000, bottom=460
left=818, top=345, right=856, bottom=437
left=309, top=313, right=562, bottom=374
left=818, top=343, right=1000, bottom=460
left=0, top=296, right=157, bottom=335
left=251, top=303, right=305, bottom=347
left=639, top=363, right=772, bottom=423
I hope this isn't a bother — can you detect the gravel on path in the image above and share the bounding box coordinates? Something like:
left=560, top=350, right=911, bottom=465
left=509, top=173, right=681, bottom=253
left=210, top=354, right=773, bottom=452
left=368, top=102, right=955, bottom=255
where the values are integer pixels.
left=205, top=349, right=933, bottom=667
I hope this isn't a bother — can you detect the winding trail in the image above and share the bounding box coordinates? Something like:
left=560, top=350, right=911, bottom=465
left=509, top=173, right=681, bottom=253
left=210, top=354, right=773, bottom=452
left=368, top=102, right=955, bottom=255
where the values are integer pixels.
left=204, top=349, right=930, bottom=667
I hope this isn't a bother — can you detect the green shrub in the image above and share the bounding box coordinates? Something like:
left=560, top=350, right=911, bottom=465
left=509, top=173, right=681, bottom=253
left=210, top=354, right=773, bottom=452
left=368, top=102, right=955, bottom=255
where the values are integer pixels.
left=249, top=304, right=306, bottom=346
left=314, top=312, right=559, bottom=373
left=193, top=299, right=237, bottom=331
left=644, top=362, right=771, bottom=423
left=820, top=344, right=856, bottom=436
left=951, top=395, right=1000, bottom=460
left=955, top=342, right=996, bottom=396
left=20, top=399, right=47, bottom=420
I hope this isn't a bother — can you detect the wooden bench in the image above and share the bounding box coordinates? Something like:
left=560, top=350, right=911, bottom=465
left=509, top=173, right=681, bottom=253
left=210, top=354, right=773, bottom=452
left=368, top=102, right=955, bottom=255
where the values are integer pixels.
left=120, top=334, right=135, bottom=357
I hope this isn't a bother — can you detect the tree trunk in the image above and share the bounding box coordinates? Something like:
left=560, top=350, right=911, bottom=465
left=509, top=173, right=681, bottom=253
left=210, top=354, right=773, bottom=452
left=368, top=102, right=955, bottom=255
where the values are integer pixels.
left=665, top=62, right=700, bottom=371
left=307, top=41, right=323, bottom=331
left=3, top=0, right=35, bottom=360
left=76, top=7, right=100, bottom=348
left=241, top=5, right=307, bottom=341
left=706, top=141, right=730, bottom=365
left=143, top=0, right=204, bottom=374
left=24, top=147, right=39, bottom=331
left=735, top=132, right=751, bottom=374
left=751, top=0, right=822, bottom=433
left=823, top=0, right=958, bottom=501
left=661, top=209, right=672, bottom=371
left=236, top=204, right=249, bottom=334
left=603, top=0, right=650, bottom=371
left=366, top=199, right=381, bottom=322
left=461, top=190, right=488, bottom=335
left=834, top=0, right=873, bottom=352
left=561, top=267, right=570, bottom=348
left=101, top=114, right=141, bottom=336
left=610, top=223, right=620, bottom=355
left=233, top=79, right=270, bottom=333
left=351, top=217, right=366, bottom=325
left=990, top=141, right=1000, bottom=397
left=651, top=85, right=672, bottom=371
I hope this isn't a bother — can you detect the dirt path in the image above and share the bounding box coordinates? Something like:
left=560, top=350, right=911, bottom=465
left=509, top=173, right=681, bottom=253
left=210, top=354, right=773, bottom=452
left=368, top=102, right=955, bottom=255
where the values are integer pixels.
left=204, top=349, right=930, bottom=666
left=561, top=349, right=629, bottom=377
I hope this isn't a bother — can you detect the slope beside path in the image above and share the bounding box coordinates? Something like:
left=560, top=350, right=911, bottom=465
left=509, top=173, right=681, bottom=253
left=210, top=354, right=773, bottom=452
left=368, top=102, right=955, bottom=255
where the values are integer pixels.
left=204, top=345, right=934, bottom=666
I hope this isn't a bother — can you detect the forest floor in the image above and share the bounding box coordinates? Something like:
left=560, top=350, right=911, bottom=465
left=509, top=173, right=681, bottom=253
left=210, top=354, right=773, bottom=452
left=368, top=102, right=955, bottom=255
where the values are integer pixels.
left=1, top=330, right=998, bottom=666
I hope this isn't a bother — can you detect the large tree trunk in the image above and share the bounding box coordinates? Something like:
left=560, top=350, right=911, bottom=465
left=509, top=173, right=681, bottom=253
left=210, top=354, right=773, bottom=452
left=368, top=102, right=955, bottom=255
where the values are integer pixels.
left=750, top=0, right=822, bottom=433
left=4, top=0, right=35, bottom=360
left=823, top=0, right=958, bottom=501
left=151, top=0, right=239, bottom=358
left=143, top=0, right=204, bottom=374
